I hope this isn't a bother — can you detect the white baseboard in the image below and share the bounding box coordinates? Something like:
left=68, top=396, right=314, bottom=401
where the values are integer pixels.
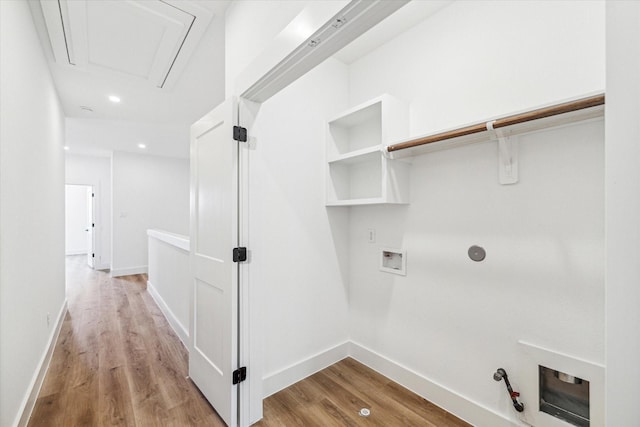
left=348, top=341, right=517, bottom=427
left=262, top=341, right=350, bottom=398
left=111, top=265, right=147, bottom=277
left=65, top=250, right=87, bottom=256
left=146, top=280, right=188, bottom=347
left=16, top=300, right=68, bottom=427
left=94, top=262, right=110, bottom=271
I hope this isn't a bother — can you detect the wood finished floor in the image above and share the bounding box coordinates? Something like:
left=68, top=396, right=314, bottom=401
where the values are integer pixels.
left=30, top=256, right=471, bottom=427
left=29, top=256, right=225, bottom=426
left=255, top=357, right=472, bottom=427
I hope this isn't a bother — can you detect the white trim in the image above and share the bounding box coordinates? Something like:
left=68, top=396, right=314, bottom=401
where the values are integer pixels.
left=147, top=280, right=188, bottom=347
left=262, top=341, right=350, bottom=398
left=94, top=262, right=110, bottom=271
left=237, top=99, right=258, bottom=426
left=348, top=341, right=517, bottom=427
left=517, top=340, right=604, bottom=427
left=16, top=301, right=68, bottom=427
left=147, top=229, right=190, bottom=252
left=237, top=1, right=409, bottom=102
left=235, top=1, right=349, bottom=99
left=65, top=250, right=88, bottom=256
left=110, top=266, right=147, bottom=277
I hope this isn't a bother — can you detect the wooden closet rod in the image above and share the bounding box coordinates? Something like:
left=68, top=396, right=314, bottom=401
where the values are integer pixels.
left=386, top=93, right=605, bottom=153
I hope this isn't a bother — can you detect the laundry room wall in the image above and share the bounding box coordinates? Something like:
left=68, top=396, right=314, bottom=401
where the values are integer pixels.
left=345, top=1, right=605, bottom=424
left=226, top=0, right=353, bottom=402
left=226, top=1, right=607, bottom=425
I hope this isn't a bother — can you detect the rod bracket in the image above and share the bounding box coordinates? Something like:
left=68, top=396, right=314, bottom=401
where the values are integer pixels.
left=487, top=121, right=518, bottom=185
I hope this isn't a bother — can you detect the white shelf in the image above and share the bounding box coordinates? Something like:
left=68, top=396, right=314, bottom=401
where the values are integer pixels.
left=326, top=94, right=409, bottom=206
left=328, top=146, right=381, bottom=164
left=326, top=198, right=388, bottom=207
left=328, top=97, right=382, bottom=128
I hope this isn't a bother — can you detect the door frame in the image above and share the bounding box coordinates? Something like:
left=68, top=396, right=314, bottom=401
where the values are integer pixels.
left=85, top=185, right=95, bottom=268
left=237, top=98, right=258, bottom=426
left=64, top=183, right=96, bottom=266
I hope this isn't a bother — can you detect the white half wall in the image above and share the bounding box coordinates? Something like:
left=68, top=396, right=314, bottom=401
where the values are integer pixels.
left=605, top=1, right=640, bottom=424
left=111, top=152, right=189, bottom=277
left=66, top=154, right=112, bottom=269
left=147, top=229, right=190, bottom=346
left=0, top=1, right=66, bottom=426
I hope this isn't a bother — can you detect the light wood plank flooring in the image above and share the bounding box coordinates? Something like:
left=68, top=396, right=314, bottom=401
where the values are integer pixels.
left=255, top=358, right=471, bottom=427
left=29, top=256, right=225, bottom=426
left=30, top=256, right=471, bottom=426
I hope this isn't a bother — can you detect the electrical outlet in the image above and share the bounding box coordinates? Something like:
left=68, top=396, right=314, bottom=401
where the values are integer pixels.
left=367, top=228, right=376, bottom=243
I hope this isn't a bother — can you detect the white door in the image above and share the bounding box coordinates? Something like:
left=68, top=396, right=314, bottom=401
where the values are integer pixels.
left=189, top=98, right=239, bottom=427
left=86, top=187, right=95, bottom=268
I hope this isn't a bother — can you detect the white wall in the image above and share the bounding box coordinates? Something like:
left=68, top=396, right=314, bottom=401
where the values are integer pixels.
left=247, top=57, right=351, bottom=394
left=65, top=185, right=90, bottom=255
left=225, top=0, right=310, bottom=97
left=605, top=1, right=640, bottom=424
left=111, top=152, right=189, bottom=276
left=0, top=1, right=66, bottom=426
left=66, top=154, right=112, bottom=269
left=345, top=1, right=605, bottom=425
left=348, top=0, right=605, bottom=134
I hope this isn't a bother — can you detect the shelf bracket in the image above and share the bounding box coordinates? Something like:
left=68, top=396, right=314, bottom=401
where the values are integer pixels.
left=487, top=121, right=518, bottom=185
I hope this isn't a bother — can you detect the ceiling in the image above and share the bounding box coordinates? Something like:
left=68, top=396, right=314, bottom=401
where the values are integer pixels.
left=29, top=0, right=228, bottom=159
left=29, top=0, right=450, bottom=159
left=65, top=118, right=190, bottom=159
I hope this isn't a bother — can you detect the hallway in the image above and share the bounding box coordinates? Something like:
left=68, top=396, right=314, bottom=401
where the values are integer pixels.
left=29, top=256, right=224, bottom=426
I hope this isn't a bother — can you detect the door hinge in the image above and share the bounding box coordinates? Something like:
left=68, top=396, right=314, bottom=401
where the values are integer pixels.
left=233, top=126, right=247, bottom=142
left=92, top=223, right=95, bottom=227
left=92, top=253, right=95, bottom=258
left=233, top=247, right=247, bottom=263
left=233, top=367, right=247, bottom=385
left=92, top=193, right=95, bottom=197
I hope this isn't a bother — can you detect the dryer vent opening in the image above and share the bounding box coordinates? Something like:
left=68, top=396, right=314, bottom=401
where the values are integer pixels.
left=539, top=365, right=589, bottom=427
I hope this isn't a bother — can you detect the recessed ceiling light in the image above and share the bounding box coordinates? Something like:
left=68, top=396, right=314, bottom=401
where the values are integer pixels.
left=108, top=95, right=121, bottom=103
left=63, top=146, right=70, bottom=151
left=138, top=143, right=147, bottom=149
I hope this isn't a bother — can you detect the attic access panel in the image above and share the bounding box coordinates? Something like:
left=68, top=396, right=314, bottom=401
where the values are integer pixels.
left=40, top=0, right=214, bottom=89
